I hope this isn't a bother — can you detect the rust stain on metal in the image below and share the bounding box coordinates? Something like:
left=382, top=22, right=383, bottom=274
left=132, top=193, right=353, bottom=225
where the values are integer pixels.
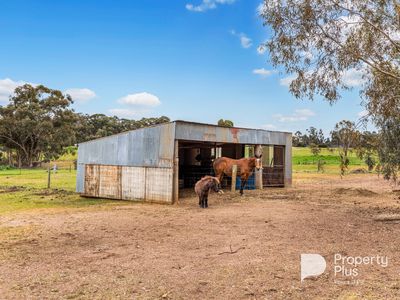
left=84, top=164, right=100, bottom=197
left=230, top=128, right=240, bottom=143
left=99, top=165, right=122, bottom=199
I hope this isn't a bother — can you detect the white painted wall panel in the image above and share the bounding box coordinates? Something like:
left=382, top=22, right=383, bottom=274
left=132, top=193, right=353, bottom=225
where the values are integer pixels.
left=145, top=168, right=173, bottom=203
left=121, top=167, right=146, bottom=200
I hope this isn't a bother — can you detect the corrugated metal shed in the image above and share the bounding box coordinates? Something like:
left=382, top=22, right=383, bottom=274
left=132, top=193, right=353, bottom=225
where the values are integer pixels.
left=76, top=120, right=292, bottom=203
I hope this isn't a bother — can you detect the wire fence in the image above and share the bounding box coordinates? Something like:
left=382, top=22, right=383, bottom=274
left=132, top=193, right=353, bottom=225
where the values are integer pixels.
left=179, top=165, right=285, bottom=190
left=0, top=164, right=77, bottom=191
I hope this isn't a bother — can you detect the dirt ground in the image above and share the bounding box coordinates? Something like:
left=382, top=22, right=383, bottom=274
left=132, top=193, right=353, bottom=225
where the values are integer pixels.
left=1, top=174, right=400, bottom=299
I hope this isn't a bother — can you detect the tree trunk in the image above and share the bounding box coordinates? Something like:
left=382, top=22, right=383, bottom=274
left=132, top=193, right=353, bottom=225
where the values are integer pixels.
left=17, top=153, right=21, bottom=168
left=7, top=149, right=12, bottom=166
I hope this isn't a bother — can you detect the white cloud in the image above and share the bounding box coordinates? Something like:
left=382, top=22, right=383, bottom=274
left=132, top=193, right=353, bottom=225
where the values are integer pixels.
left=118, top=92, right=161, bottom=107
left=64, top=88, right=96, bottom=103
left=240, top=34, right=252, bottom=48
left=111, top=92, right=161, bottom=119
left=186, top=0, right=235, bottom=12
left=280, top=74, right=296, bottom=87
left=230, top=30, right=252, bottom=48
left=280, top=67, right=366, bottom=89
left=0, top=78, right=30, bottom=102
left=262, top=124, right=276, bottom=130
left=342, top=68, right=367, bottom=87
left=109, top=108, right=151, bottom=118
left=274, top=109, right=315, bottom=122
left=252, top=68, right=276, bottom=78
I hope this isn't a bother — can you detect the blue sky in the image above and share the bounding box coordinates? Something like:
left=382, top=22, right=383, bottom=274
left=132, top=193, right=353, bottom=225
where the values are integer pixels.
left=0, top=0, right=369, bottom=134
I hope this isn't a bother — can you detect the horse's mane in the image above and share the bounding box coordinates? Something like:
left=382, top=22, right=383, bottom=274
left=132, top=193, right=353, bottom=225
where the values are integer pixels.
left=199, top=175, right=220, bottom=184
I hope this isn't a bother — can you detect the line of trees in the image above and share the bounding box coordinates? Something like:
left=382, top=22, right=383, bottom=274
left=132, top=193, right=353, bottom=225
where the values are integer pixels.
left=294, top=121, right=380, bottom=175
left=0, top=84, right=170, bottom=167
left=293, top=125, right=379, bottom=150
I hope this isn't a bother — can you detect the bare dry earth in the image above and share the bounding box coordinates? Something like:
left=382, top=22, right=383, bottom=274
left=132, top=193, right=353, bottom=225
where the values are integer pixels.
left=0, top=174, right=400, bottom=299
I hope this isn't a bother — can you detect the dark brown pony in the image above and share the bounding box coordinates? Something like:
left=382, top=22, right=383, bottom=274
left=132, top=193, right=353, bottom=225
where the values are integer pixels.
left=213, top=157, right=262, bottom=195
left=195, top=176, right=222, bottom=208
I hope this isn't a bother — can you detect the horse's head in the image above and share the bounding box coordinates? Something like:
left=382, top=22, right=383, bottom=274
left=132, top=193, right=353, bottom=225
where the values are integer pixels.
left=254, top=145, right=263, bottom=171
left=212, top=177, right=223, bottom=193
left=250, top=157, right=262, bottom=171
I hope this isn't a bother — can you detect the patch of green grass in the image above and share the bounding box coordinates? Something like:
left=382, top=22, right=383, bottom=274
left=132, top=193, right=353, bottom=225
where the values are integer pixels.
left=292, top=147, right=380, bottom=174
left=292, top=147, right=365, bottom=165
left=0, top=187, right=128, bottom=215
left=0, top=169, right=76, bottom=191
left=0, top=169, right=131, bottom=215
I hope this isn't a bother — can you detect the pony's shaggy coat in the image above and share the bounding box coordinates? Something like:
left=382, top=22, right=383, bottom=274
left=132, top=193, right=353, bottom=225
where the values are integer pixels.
left=194, top=176, right=221, bottom=208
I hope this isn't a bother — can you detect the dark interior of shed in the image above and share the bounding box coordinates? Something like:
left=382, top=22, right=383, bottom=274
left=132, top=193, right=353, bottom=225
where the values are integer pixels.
left=177, top=141, right=285, bottom=190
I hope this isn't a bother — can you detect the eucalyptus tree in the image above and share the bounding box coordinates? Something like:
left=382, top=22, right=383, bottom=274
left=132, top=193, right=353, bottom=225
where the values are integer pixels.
left=0, top=84, right=77, bottom=167
left=260, top=0, right=400, bottom=179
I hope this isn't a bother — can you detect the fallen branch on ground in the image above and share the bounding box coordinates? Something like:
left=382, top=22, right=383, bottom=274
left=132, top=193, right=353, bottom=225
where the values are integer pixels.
left=218, top=245, right=245, bottom=255
left=373, top=214, right=400, bottom=222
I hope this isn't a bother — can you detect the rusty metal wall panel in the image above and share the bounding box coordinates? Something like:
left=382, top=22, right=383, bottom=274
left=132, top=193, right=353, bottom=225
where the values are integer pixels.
left=145, top=167, right=173, bottom=203
left=158, top=123, right=176, bottom=167
left=99, top=165, right=122, bottom=199
left=84, top=165, right=100, bottom=197
left=174, top=121, right=290, bottom=146
left=77, top=123, right=175, bottom=168
left=121, top=167, right=145, bottom=200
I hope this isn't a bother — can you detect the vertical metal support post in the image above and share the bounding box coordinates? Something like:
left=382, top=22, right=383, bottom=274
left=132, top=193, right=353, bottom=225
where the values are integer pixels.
left=173, top=140, right=179, bottom=204
left=255, top=168, right=263, bottom=190
left=231, top=165, right=237, bottom=192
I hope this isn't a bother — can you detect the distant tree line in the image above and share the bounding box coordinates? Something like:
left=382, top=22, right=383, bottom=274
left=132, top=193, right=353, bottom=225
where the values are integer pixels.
left=75, top=114, right=170, bottom=143
left=0, top=84, right=170, bottom=167
left=294, top=121, right=381, bottom=176
left=292, top=127, right=330, bottom=147
left=293, top=126, right=379, bottom=149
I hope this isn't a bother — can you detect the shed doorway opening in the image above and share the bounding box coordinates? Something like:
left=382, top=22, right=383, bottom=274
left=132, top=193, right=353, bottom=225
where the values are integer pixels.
left=178, top=141, right=247, bottom=189
left=262, top=145, right=285, bottom=187
left=176, top=141, right=285, bottom=201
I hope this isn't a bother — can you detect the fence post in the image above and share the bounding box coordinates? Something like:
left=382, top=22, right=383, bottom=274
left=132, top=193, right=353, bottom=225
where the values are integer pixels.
left=231, top=165, right=237, bottom=192
left=47, top=167, right=51, bottom=189
left=255, top=168, right=263, bottom=190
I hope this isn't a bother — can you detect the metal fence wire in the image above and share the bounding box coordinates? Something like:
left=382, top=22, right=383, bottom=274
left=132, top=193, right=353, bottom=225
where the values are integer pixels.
left=179, top=165, right=285, bottom=189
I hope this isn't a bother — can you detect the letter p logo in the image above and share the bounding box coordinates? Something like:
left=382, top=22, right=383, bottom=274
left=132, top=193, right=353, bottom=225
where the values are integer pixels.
left=301, top=254, right=326, bottom=282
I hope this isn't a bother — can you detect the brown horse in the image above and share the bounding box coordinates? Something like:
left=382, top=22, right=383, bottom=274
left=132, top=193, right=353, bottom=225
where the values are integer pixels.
left=195, top=176, right=222, bottom=208
left=213, top=157, right=262, bottom=195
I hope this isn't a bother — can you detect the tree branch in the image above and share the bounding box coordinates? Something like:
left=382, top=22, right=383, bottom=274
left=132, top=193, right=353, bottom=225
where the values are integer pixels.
left=315, top=22, right=400, bottom=81
left=332, top=0, right=400, bottom=50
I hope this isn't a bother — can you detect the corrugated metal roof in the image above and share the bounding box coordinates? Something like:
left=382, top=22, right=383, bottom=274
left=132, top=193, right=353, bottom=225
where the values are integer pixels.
left=78, top=120, right=291, bottom=146
left=173, top=120, right=292, bottom=134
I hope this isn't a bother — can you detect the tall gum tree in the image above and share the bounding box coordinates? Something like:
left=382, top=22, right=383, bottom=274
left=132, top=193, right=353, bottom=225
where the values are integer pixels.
left=259, top=0, right=400, bottom=179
